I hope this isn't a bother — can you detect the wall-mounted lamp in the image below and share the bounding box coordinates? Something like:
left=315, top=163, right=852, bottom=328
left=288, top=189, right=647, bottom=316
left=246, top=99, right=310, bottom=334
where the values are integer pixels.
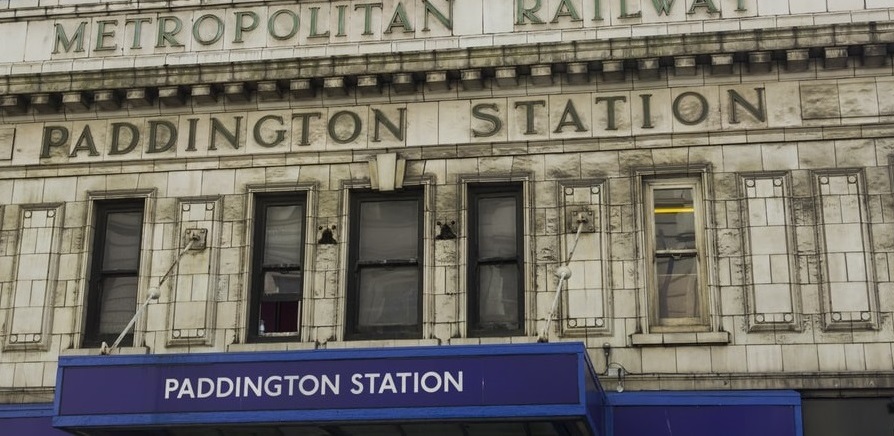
left=318, top=225, right=337, bottom=245
left=436, top=221, right=457, bottom=240
left=602, top=343, right=629, bottom=393
left=610, top=363, right=627, bottom=393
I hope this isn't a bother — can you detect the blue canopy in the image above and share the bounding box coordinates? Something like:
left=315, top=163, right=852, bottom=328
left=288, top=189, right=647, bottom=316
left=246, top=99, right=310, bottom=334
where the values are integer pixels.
left=53, top=342, right=607, bottom=435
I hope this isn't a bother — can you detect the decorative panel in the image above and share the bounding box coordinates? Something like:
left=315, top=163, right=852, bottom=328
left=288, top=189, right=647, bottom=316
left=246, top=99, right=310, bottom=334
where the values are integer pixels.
left=815, top=172, right=877, bottom=330
left=559, top=181, right=610, bottom=335
left=167, top=198, right=221, bottom=346
left=741, top=175, right=800, bottom=331
left=4, top=204, right=63, bottom=350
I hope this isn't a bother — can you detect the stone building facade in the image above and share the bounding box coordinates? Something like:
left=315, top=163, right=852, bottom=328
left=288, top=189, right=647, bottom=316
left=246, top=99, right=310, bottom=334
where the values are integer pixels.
left=0, top=0, right=893, bottom=434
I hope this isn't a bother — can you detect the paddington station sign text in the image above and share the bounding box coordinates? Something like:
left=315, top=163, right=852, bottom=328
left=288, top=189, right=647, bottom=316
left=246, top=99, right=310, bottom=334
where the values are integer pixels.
left=32, top=88, right=768, bottom=162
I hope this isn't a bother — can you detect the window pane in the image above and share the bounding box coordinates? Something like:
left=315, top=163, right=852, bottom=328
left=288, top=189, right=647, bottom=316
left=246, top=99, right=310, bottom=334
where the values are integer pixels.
left=358, top=267, right=418, bottom=327
left=656, top=256, right=699, bottom=318
left=465, top=423, right=528, bottom=436
left=339, top=425, right=403, bottom=436
left=802, top=398, right=894, bottom=436
left=98, top=276, right=138, bottom=335
left=477, top=196, right=517, bottom=259
left=264, top=204, right=303, bottom=266
left=263, top=271, right=302, bottom=295
left=359, top=200, right=418, bottom=261
left=102, top=211, right=142, bottom=271
left=653, top=188, right=695, bottom=251
left=477, top=264, right=519, bottom=329
left=402, top=423, right=466, bottom=436
left=259, top=300, right=300, bottom=334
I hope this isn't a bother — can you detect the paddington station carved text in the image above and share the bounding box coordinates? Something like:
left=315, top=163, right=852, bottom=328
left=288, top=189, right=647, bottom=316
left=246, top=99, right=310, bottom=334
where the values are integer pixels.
left=35, top=88, right=766, bottom=161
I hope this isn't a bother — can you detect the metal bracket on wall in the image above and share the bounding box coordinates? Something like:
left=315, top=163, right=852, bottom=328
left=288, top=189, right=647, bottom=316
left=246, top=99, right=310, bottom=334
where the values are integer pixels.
left=184, top=228, right=208, bottom=250
left=566, top=208, right=596, bottom=233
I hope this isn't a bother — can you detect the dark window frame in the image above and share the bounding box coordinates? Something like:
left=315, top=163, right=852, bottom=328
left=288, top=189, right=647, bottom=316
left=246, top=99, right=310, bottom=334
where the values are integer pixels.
left=467, top=184, right=525, bottom=337
left=83, top=199, right=145, bottom=348
left=643, top=177, right=710, bottom=331
left=346, top=188, right=424, bottom=340
left=248, top=193, right=308, bottom=342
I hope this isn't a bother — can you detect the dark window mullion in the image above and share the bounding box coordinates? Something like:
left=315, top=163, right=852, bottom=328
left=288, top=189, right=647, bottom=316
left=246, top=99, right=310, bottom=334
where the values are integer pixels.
left=648, top=182, right=707, bottom=326
left=356, top=259, right=418, bottom=267
left=250, top=195, right=306, bottom=340
left=97, top=270, right=140, bottom=277
left=347, top=190, right=423, bottom=340
left=84, top=200, right=144, bottom=348
left=468, top=185, right=524, bottom=337
left=261, top=263, right=302, bottom=269
left=260, top=294, right=302, bottom=302
left=476, top=257, right=519, bottom=265
left=655, top=251, right=698, bottom=257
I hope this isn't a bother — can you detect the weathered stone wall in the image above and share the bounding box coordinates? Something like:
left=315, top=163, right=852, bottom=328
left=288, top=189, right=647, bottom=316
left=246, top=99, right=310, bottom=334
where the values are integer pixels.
left=1, top=64, right=894, bottom=400
left=1, top=0, right=894, bottom=404
left=0, top=0, right=891, bottom=76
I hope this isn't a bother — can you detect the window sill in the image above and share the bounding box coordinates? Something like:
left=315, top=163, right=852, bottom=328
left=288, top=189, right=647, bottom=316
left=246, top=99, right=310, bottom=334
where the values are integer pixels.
left=449, top=336, right=540, bottom=345
left=228, top=342, right=317, bottom=353
left=326, top=338, right=441, bottom=348
left=61, top=346, right=149, bottom=356
left=630, top=331, right=729, bottom=347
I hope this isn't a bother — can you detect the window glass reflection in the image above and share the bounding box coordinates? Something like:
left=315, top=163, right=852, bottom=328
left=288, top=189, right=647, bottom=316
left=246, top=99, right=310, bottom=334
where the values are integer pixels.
left=264, top=205, right=303, bottom=266
left=263, top=271, right=302, bottom=295
left=359, top=200, right=419, bottom=260
left=259, top=300, right=300, bottom=334
left=653, top=188, right=695, bottom=251
left=477, top=264, right=519, bottom=329
left=656, top=256, right=699, bottom=318
left=358, top=267, right=419, bottom=327
left=102, top=211, right=142, bottom=270
left=478, top=196, right=517, bottom=259
left=98, top=276, right=138, bottom=335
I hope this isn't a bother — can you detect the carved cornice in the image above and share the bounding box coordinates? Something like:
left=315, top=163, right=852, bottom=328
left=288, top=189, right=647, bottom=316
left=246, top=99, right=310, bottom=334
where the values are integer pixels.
left=0, top=22, right=892, bottom=115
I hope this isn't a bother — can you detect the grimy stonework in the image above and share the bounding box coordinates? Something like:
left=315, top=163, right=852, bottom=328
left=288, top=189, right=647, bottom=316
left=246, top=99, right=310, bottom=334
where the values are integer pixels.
left=3, top=0, right=894, bottom=433
left=50, top=0, right=741, bottom=56
left=37, top=88, right=765, bottom=160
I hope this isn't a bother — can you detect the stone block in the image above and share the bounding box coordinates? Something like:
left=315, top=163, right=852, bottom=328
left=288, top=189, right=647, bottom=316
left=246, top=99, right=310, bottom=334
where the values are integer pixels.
left=29, top=93, right=59, bottom=114
left=425, top=71, right=450, bottom=92
left=602, top=60, right=625, bottom=82
left=785, top=49, right=810, bottom=72
left=824, top=47, right=849, bottom=69
left=460, top=69, right=483, bottom=91
left=126, top=88, right=156, bottom=108
left=529, top=64, right=554, bottom=86
left=289, top=79, right=316, bottom=99
left=566, top=62, right=590, bottom=85
left=356, top=75, right=381, bottom=96
left=711, top=54, right=734, bottom=75
left=862, top=44, right=889, bottom=68
left=94, top=90, right=122, bottom=111
left=192, top=84, right=220, bottom=105
left=674, top=56, right=697, bottom=76
left=158, top=87, right=186, bottom=107
left=256, top=81, right=283, bottom=101
left=747, top=51, right=772, bottom=73
left=0, top=95, right=27, bottom=115
left=494, top=67, right=518, bottom=87
left=224, top=83, right=250, bottom=103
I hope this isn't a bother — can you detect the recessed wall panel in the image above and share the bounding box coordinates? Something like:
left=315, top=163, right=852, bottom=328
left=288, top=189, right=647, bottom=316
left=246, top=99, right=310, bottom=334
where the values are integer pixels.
left=741, top=175, right=800, bottom=331
left=4, top=205, right=63, bottom=350
left=560, top=181, right=610, bottom=335
left=815, top=172, right=877, bottom=330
